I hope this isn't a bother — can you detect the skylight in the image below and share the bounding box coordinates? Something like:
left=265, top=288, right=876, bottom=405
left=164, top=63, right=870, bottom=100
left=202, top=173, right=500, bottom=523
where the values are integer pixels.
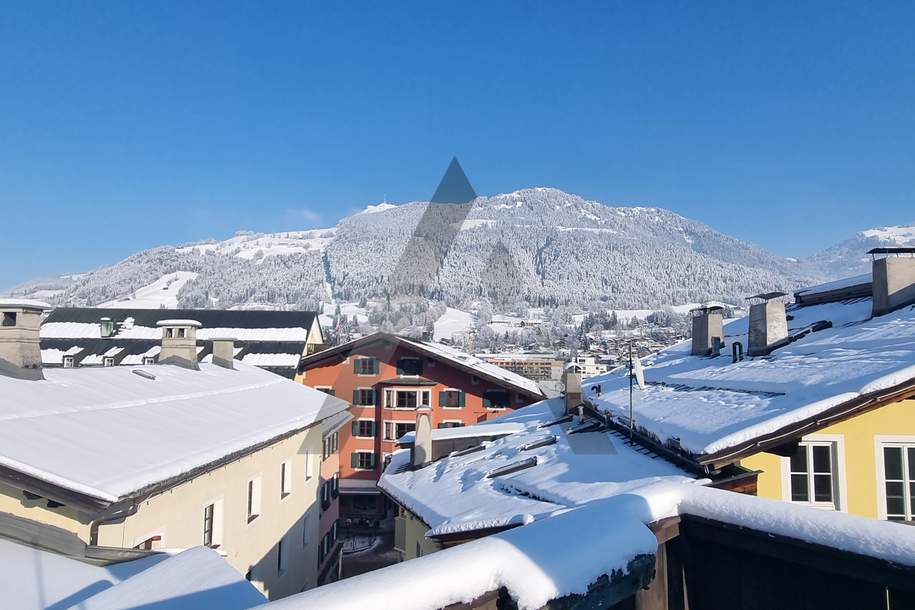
left=520, top=435, right=557, bottom=451
left=486, top=456, right=538, bottom=478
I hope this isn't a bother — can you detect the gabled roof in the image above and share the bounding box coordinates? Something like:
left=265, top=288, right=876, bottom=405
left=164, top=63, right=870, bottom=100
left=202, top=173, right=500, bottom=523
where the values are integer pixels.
left=0, top=362, right=349, bottom=509
left=299, top=332, right=545, bottom=398
left=583, top=278, right=915, bottom=468
left=379, top=399, right=694, bottom=537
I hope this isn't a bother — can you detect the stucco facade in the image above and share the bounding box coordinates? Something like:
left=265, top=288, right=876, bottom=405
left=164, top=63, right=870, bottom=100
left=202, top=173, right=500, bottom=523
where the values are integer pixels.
left=0, top=425, right=327, bottom=600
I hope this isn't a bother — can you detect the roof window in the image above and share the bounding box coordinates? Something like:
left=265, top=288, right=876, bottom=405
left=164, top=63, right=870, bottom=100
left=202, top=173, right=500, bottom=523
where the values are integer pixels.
left=486, top=456, right=538, bottom=478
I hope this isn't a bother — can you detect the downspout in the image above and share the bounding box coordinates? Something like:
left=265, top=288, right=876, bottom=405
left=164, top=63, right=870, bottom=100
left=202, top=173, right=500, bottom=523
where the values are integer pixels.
left=89, top=496, right=147, bottom=546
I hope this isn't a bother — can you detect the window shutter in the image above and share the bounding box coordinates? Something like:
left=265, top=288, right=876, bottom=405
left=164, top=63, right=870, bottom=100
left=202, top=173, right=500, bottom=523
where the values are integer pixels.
left=438, top=392, right=446, bottom=407
left=351, top=453, right=358, bottom=468
left=369, top=421, right=376, bottom=437
left=353, top=389, right=360, bottom=405
left=371, top=358, right=379, bottom=374
left=353, top=358, right=359, bottom=374
left=459, top=391, right=465, bottom=407
left=351, top=421, right=358, bottom=436
left=369, top=453, right=377, bottom=469
left=370, top=389, right=377, bottom=406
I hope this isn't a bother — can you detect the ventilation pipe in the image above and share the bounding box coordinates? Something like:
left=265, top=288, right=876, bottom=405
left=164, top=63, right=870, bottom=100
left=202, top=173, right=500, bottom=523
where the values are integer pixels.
left=413, top=413, right=432, bottom=468
left=871, top=248, right=915, bottom=317
left=690, top=306, right=724, bottom=356
left=0, top=299, right=48, bottom=380
left=746, top=292, right=789, bottom=357
left=157, top=319, right=201, bottom=369
left=211, top=338, right=235, bottom=370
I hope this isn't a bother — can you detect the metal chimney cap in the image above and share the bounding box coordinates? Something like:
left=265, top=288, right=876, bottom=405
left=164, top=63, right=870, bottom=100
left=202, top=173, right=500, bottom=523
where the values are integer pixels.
left=746, top=291, right=787, bottom=302
left=867, top=247, right=915, bottom=256
left=156, top=319, right=202, bottom=328
left=0, top=299, right=51, bottom=311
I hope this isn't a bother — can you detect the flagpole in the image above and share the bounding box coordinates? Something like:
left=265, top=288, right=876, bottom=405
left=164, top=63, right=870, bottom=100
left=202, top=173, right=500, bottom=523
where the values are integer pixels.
left=628, top=340, right=634, bottom=442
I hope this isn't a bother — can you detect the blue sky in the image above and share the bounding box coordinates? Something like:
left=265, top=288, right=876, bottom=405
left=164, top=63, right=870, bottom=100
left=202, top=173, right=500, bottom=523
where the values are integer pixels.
left=2, top=1, right=914, bottom=289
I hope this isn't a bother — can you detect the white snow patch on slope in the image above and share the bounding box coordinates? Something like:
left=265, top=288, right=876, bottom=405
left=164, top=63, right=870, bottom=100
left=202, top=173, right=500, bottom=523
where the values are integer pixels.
left=178, top=229, right=336, bottom=262
left=359, top=202, right=397, bottom=215
left=434, top=307, right=476, bottom=341
left=99, top=272, right=198, bottom=309
left=861, top=224, right=915, bottom=244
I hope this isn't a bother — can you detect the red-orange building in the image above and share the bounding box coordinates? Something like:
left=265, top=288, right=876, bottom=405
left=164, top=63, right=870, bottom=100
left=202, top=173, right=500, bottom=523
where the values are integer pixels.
left=296, top=333, right=546, bottom=517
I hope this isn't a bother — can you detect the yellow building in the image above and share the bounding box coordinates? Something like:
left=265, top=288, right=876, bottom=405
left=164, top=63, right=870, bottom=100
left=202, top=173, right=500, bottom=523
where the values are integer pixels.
left=0, top=303, right=351, bottom=600
left=580, top=251, right=915, bottom=524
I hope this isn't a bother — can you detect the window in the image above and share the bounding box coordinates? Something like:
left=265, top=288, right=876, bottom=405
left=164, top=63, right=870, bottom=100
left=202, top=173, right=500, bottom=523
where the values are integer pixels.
left=322, top=431, right=339, bottom=460
left=165, top=328, right=174, bottom=338
left=203, top=503, right=215, bottom=547
left=352, top=420, right=376, bottom=438
left=304, top=452, right=313, bottom=480
left=483, top=389, right=511, bottom=409
left=352, top=388, right=376, bottom=406
left=315, top=386, right=335, bottom=397
left=281, top=460, right=292, bottom=498
left=302, top=515, right=310, bottom=546
left=396, top=357, right=422, bottom=376
left=1, top=312, right=16, bottom=327
left=62, top=355, right=75, bottom=368
left=246, top=476, right=262, bottom=523
left=103, top=356, right=115, bottom=367
left=471, top=375, right=480, bottom=385
left=277, top=537, right=287, bottom=574
left=385, top=389, right=431, bottom=409
left=331, top=473, right=339, bottom=498
left=354, top=357, right=379, bottom=375
left=438, top=421, right=464, bottom=429
left=384, top=421, right=416, bottom=442
left=881, top=443, right=915, bottom=521
left=351, top=451, right=376, bottom=470
left=788, top=442, right=838, bottom=509
left=143, top=356, right=156, bottom=365
left=320, top=479, right=332, bottom=511
left=439, top=389, right=464, bottom=409
left=177, top=328, right=186, bottom=338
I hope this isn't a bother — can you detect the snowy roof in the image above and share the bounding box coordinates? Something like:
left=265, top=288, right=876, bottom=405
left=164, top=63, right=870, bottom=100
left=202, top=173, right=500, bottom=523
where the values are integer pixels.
left=269, top=480, right=915, bottom=610
left=300, top=332, right=546, bottom=398
left=379, top=399, right=694, bottom=537
left=583, top=282, right=915, bottom=464
left=0, top=538, right=264, bottom=610
left=156, top=319, right=202, bottom=327
left=0, top=362, right=349, bottom=505
left=397, top=421, right=525, bottom=444
left=0, top=298, right=51, bottom=310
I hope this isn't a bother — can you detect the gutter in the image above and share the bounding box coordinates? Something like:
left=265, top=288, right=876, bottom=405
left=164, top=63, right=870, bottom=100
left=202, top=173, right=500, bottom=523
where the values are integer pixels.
left=89, top=496, right=147, bottom=546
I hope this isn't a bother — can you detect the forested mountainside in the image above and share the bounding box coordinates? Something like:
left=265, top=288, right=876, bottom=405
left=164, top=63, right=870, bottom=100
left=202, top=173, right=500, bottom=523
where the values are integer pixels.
left=10, top=187, right=839, bottom=311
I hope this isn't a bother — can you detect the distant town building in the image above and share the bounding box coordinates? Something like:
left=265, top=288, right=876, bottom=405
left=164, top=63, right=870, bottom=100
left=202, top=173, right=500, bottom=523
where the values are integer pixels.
left=39, top=307, right=326, bottom=378
left=475, top=352, right=564, bottom=382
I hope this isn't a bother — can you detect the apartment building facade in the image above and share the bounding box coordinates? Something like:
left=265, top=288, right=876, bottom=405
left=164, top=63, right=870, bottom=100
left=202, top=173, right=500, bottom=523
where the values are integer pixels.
left=296, top=333, right=546, bottom=516
left=475, top=352, right=564, bottom=382
left=0, top=301, right=350, bottom=600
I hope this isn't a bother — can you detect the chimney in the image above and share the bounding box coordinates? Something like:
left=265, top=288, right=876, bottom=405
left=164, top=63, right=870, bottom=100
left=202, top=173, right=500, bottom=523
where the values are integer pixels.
left=871, top=249, right=915, bottom=317
left=0, top=299, right=48, bottom=380
left=562, top=364, right=582, bottom=414
left=413, top=413, right=432, bottom=468
left=211, top=338, right=235, bottom=370
left=746, top=292, right=788, bottom=357
left=690, top=306, right=724, bottom=356
left=157, top=319, right=201, bottom=369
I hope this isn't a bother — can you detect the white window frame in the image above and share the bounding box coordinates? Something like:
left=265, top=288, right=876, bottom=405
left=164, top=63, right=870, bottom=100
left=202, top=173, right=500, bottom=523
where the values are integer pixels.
left=280, top=459, right=293, bottom=499
left=103, top=356, right=115, bottom=367
left=352, top=450, right=376, bottom=471
left=440, top=388, right=464, bottom=409
left=353, top=387, right=376, bottom=407
left=779, top=434, right=847, bottom=512
left=202, top=497, right=225, bottom=548
left=383, top=387, right=431, bottom=410
left=143, top=356, right=156, bottom=366
left=62, top=355, right=75, bottom=368
left=383, top=420, right=417, bottom=442
left=874, top=435, right=915, bottom=521
left=304, top=451, right=313, bottom=481
left=246, top=475, right=263, bottom=524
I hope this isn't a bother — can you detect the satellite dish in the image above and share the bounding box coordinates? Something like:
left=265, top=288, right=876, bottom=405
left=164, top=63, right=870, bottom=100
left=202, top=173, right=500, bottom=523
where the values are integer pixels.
left=632, top=356, right=645, bottom=390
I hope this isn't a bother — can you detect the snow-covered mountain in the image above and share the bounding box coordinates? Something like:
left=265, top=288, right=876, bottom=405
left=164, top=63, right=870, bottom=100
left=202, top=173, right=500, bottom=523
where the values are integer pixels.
left=8, top=188, right=826, bottom=310
left=806, top=223, right=915, bottom=278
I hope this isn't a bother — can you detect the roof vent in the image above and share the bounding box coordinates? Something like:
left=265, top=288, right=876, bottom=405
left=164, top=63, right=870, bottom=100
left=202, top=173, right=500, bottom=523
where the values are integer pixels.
left=211, top=337, right=235, bottom=370
left=0, top=299, right=48, bottom=380
left=157, top=319, right=201, bottom=369
left=870, top=248, right=915, bottom=317
left=690, top=306, right=724, bottom=356
left=486, top=456, right=538, bottom=478
left=746, top=292, right=788, bottom=357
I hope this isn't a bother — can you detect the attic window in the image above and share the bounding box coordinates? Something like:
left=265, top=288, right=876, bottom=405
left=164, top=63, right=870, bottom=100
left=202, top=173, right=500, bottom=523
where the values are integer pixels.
left=486, top=456, right=538, bottom=478
left=1, top=312, right=16, bottom=327
left=520, top=435, right=557, bottom=451
left=143, top=356, right=156, bottom=365
left=166, top=328, right=174, bottom=338
left=62, top=355, right=75, bottom=368
left=177, top=328, right=186, bottom=339
left=103, top=356, right=115, bottom=367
